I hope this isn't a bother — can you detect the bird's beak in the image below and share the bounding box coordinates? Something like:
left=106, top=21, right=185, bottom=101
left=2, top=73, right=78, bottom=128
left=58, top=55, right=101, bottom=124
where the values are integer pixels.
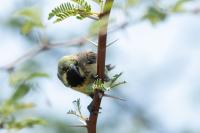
left=70, top=64, right=80, bottom=75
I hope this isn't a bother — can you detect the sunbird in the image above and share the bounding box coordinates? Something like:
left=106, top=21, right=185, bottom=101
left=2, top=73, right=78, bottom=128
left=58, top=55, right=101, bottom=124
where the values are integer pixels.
left=57, top=51, right=111, bottom=97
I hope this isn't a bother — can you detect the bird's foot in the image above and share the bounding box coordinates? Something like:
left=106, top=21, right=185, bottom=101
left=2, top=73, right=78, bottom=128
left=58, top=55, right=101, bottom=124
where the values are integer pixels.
left=87, top=101, right=102, bottom=115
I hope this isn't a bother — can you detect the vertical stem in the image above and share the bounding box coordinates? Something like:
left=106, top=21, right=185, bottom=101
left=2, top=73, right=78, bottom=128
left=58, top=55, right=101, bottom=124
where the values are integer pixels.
left=86, top=0, right=114, bottom=133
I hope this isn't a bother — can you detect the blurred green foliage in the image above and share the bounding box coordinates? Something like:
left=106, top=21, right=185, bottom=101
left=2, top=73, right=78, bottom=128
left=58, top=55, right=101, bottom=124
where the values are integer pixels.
left=0, top=0, right=199, bottom=132
left=9, top=71, right=49, bottom=86
left=124, top=0, right=139, bottom=8
left=0, top=62, right=49, bottom=130
left=143, top=6, right=167, bottom=24
left=170, top=0, right=191, bottom=12
left=0, top=90, right=46, bottom=130
left=14, top=6, right=44, bottom=35
left=7, top=117, right=46, bottom=129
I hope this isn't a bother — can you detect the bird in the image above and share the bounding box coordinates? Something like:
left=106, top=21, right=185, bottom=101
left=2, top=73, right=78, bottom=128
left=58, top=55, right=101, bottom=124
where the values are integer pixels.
left=57, top=51, right=111, bottom=97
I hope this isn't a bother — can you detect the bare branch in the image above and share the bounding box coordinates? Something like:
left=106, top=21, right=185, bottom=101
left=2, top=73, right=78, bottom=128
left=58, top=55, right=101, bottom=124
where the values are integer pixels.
left=1, top=47, right=44, bottom=71
left=0, top=20, right=131, bottom=72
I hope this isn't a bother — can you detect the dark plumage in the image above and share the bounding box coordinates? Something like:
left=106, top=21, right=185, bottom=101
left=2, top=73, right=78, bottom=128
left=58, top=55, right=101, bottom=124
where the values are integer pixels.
left=57, top=51, right=98, bottom=94
left=66, top=66, right=86, bottom=87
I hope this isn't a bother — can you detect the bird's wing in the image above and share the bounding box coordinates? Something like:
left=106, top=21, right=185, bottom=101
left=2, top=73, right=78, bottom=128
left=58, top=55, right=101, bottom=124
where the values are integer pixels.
left=86, top=51, right=97, bottom=64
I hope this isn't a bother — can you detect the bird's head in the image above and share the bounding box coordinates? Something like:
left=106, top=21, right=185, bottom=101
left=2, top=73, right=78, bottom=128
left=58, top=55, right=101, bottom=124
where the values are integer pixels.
left=57, top=55, right=85, bottom=87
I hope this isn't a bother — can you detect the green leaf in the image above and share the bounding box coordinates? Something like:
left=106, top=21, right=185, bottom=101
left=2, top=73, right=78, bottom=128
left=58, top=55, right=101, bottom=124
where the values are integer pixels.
left=17, top=7, right=41, bottom=20
left=0, top=102, right=35, bottom=117
left=125, top=0, right=139, bottom=8
left=0, top=103, right=15, bottom=116
left=9, top=71, right=49, bottom=86
left=48, top=0, right=93, bottom=23
left=7, top=118, right=46, bottom=129
left=9, top=72, right=28, bottom=86
left=72, top=0, right=91, bottom=11
left=89, top=16, right=108, bottom=34
left=21, top=21, right=33, bottom=35
left=108, top=72, right=126, bottom=89
left=67, top=99, right=86, bottom=124
left=72, top=98, right=82, bottom=116
left=19, top=60, right=41, bottom=72
left=171, top=0, right=191, bottom=12
left=14, top=6, right=44, bottom=34
left=143, top=6, right=167, bottom=24
left=91, top=0, right=101, bottom=4
left=9, top=83, right=31, bottom=103
left=15, top=103, right=35, bottom=110
left=27, top=72, right=49, bottom=80
left=92, top=79, right=105, bottom=92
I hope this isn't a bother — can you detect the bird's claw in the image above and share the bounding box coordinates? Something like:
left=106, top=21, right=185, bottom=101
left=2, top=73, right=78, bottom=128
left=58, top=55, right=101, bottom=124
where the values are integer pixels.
left=87, top=101, right=102, bottom=115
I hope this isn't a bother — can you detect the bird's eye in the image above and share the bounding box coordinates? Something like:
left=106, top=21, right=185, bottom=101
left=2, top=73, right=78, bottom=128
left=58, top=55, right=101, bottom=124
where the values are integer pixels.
left=62, top=66, right=69, bottom=72
left=74, top=61, right=78, bottom=66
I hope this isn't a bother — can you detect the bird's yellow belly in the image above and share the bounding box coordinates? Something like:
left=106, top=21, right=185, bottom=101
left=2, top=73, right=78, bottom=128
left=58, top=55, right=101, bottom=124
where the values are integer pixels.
left=72, top=78, right=93, bottom=95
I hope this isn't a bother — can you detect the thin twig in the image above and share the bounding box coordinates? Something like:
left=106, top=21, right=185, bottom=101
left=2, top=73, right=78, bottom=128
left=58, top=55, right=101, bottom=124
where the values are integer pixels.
left=2, top=47, right=44, bottom=71
left=0, top=21, right=131, bottom=72
left=0, top=37, right=86, bottom=71
left=48, top=37, right=87, bottom=48
left=67, top=125, right=87, bottom=128
left=87, top=15, right=99, bottom=20
left=86, top=39, right=98, bottom=47
left=103, top=93, right=126, bottom=101
left=106, top=39, right=119, bottom=47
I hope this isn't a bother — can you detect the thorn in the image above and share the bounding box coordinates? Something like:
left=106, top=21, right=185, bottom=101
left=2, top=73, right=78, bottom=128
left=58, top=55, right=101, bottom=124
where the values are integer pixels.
left=87, top=14, right=99, bottom=20
left=86, top=39, right=98, bottom=47
left=67, top=125, right=87, bottom=128
left=103, top=93, right=126, bottom=101
left=106, top=64, right=115, bottom=71
left=106, top=39, right=119, bottom=47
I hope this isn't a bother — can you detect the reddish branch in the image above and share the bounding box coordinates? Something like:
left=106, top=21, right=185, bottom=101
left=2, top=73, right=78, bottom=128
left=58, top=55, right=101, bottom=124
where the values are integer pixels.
left=0, top=37, right=86, bottom=71
left=86, top=0, right=114, bottom=133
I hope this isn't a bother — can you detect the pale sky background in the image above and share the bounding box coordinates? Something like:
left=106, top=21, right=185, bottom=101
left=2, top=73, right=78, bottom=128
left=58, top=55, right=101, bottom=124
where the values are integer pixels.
left=0, top=0, right=200, bottom=133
